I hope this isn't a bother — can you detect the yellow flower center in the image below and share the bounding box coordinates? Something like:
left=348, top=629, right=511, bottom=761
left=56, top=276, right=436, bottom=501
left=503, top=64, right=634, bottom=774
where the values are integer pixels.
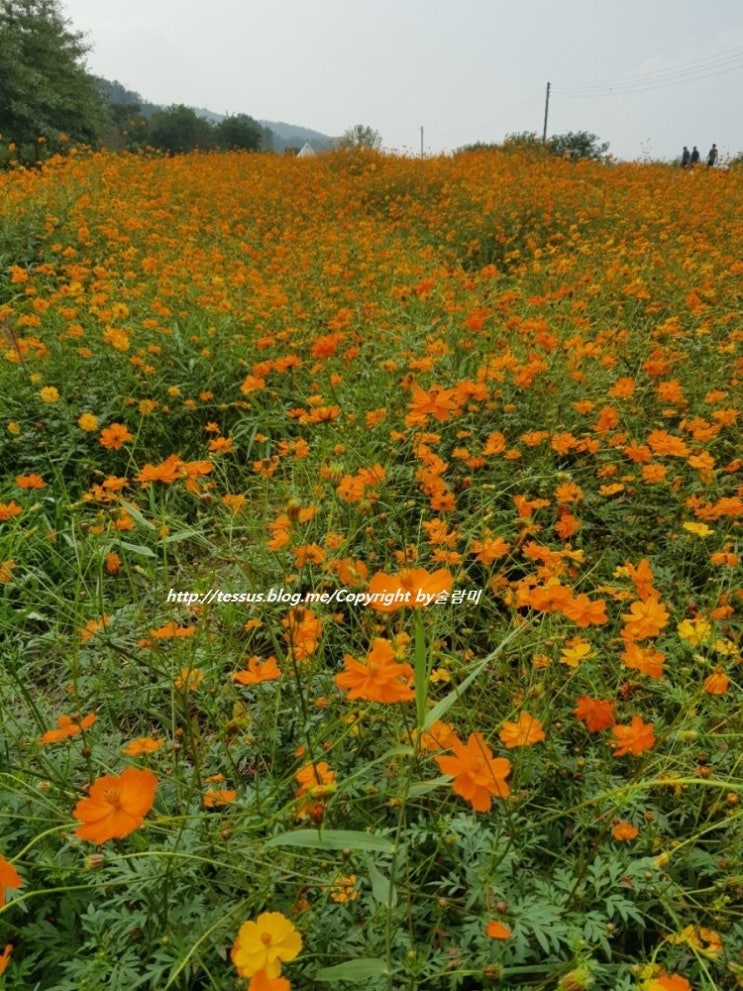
left=261, top=932, right=273, bottom=946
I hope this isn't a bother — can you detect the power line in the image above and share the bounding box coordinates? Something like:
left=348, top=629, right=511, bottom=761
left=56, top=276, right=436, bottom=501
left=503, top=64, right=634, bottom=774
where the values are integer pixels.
left=557, top=47, right=743, bottom=91
left=552, top=47, right=743, bottom=98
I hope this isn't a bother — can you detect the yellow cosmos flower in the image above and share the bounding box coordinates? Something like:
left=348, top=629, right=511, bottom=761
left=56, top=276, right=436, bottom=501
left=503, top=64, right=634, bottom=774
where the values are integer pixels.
left=231, top=912, right=302, bottom=979
left=559, top=636, right=594, bottom=667
left=677, top=617, right=712, bottom=647
left=77, top=413, right=99, bottom=432
left=682, top=521, right=714, bottom=537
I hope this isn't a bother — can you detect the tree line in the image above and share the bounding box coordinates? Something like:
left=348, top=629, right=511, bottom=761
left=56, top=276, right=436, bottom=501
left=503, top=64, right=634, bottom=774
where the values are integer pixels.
left=0, top=0, right=280, bottom=163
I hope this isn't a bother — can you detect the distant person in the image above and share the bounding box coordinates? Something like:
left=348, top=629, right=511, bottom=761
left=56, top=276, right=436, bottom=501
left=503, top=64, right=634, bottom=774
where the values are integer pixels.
left=707, top=143, right=718, bottom=167
left=690, top=146, right=700, bottom=166
left=681, top=146, right=690, bottom=168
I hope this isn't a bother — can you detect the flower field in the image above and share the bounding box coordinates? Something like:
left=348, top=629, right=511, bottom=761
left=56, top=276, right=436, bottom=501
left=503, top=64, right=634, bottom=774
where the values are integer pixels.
left=0, top=146, right=741, bottom=991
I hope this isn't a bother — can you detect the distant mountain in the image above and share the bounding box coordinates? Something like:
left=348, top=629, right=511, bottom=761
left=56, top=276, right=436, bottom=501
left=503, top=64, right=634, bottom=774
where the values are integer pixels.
left=94, top=77, right=336, bottom=152
left=258, top=120, right=337, bottom=153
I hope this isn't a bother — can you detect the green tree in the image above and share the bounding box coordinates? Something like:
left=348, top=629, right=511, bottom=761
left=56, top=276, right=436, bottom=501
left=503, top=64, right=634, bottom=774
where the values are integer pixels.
left=0, top=0, right=105, bottom=152
left=215, top=113, right=264, bottom=151
left=148, top=105, right=216, bottom=155
left=547, top=130, right=610, bottom=161
left=339, top=124, right=382, bottom=150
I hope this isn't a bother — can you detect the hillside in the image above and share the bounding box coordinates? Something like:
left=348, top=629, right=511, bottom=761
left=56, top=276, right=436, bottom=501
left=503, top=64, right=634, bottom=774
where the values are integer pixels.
left=95, top=76, right=335, bottom=151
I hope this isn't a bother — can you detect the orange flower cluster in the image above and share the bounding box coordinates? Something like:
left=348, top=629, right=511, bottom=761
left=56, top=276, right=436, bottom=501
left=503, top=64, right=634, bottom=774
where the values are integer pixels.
left=4, top=145, right=743, bottom=988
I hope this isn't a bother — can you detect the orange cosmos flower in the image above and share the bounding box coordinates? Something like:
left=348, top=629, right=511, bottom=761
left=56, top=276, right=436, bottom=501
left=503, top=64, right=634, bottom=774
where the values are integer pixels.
left=282, top=608, right=322, bottom=661
left=469, top=535, right=510, bottom=564
left=73, top=767, right=157, bottom=844
left=435, top=732, right=511, bottom=812
left=232, top=656, right=281, bottom=685
left=647, top=973, right=692, bottom=991
left=621, top=598, right=669, bottom=640
left=149, top=622, right=196, bottom=639
left=642, top=463, right=666, bottom=483
left=0, top=944, right=12, bottom=976
left=485, top=920, right=512, bottom=939
left=666, top=924, right=723, bottom=958
left=331, top=557, right=368, bottom=586
left=612, top=821, right=639, bottom=841
left=621, top=641, right=666, bottom=678
left=135, top=454, right=187, bottom=484
left=15, top=473, right=45, bottom=489
left=366, top=567, right=453, bottom=612
left=203, top=788, right=237, bottom=808
left=482, top=430, right=506, bottom=455
left=703, top=668, right=729, bottom=694
left=39, top=712, right=97, bottom=745
left=222, top=493, right=247, bottom=514
left=294, top=760, right=336, bottom=819
left=610, top=716, right=656, bottom=757
left=0, top=855, right=22, bottom=908
left=99, top=423, right=134, bottom=450
left=573, top=696, right=615, bottom=732
left=231, top=912, right=302, bottom=980
left=646, top=429, right=689, bottom=458
left=498, top=712, right=545, bottom=749
left=239, top=374, right=266, bottom=394
left=555, top=512, right=581, bottom=539
left=623, top=558, right=659, bottom=601
left=405, top=382, right=459, bottom=425
left=0, top=502, right=23, bottom=522
left=523, top=582, right=572, bottom=613
left=710, top=549, right=739, bottom=567
left=416, top=719, right=460, bottom=752
left=207, top=436, right=234, bottom=453
left=561, top=593, right=608, bottom=628
left=248, top=972, right=290, bottom=991
left=80, top=614, right=110, bottom=642
left=335, top=638, right=414, bottom=704
left=121, top=736, right=164, bottom=756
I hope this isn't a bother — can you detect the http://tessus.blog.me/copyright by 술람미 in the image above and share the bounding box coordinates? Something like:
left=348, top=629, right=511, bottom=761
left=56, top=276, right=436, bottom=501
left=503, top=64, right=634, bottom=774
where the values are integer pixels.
left=165, top=586, right=483, bottom=608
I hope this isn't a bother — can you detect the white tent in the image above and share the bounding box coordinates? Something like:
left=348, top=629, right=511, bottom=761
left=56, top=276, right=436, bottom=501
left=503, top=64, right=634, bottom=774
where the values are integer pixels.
left=297, top=142, right=315, bottom=157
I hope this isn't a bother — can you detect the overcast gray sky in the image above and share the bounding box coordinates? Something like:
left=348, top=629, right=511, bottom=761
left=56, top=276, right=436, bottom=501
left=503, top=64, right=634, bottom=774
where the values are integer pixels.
left=61, top=0, right=743, bottom=161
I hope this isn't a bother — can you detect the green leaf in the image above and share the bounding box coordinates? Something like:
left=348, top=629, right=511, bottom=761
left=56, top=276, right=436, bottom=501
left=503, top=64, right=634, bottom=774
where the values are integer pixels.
left=118, top=500, right=157, bottom=530
left=315, top=958, right=388, bottom=982
left=368, top=860, right=397, bottom=908
left=161, top=528, right=210, bottom=546
left=407, top=776, right=449, bottom=799
left=265, top=829, right=394, bottom=853
left=117, top=540, right=157, bottom=558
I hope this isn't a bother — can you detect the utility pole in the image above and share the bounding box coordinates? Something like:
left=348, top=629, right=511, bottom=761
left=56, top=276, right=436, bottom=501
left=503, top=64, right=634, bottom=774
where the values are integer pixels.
left=542, top=81, right=550, bottom=144
left=420, top=126, right=424, bottom=159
